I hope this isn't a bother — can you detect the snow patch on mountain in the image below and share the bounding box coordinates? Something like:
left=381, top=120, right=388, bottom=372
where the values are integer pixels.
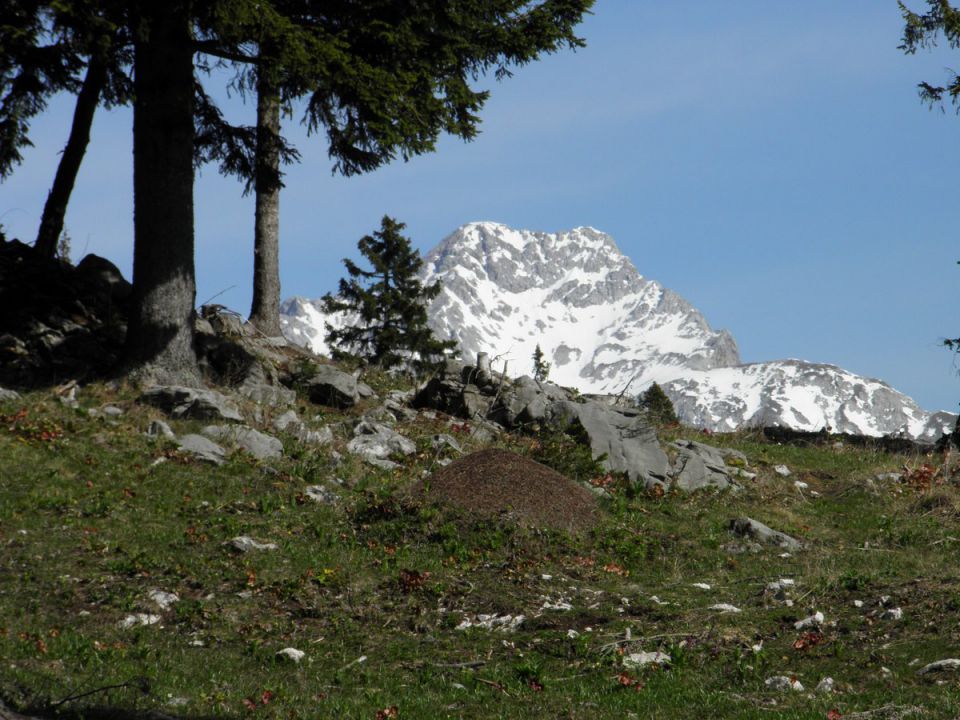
left=419, top=222, right=740, bottom=392
left=280, top=221, right=955, bottom=441
left=662, top=361, right=954, bottom=442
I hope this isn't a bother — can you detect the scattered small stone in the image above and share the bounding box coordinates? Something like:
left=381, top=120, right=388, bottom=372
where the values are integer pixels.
left=119, top=613, right=161, bottom=629
left=148, top=590, right=180, bottom=611
left=918, top=659, right=960, bottom=676
left=101, top=405, right=124, bottom=417
left=649, top=596, right=669, bottom=606
left=765, top=675, right=804, bottom=692
left=881, top=607, right=904, bottom=621
left=276, top=647, right=306, bottom=664
left=793, top=480, right=809, bottom=490
left=815, top=677, right=835, bottom=694
left=692, top=582, right=712, bottom=590
left=228, top=536, right=278, bottom=553
left=455, top=614, right=525, bottom=632
left=773, top=464, right=792, bottom=477
left=304, top=485, right=338, bottom=505
left=166, top=696, right=189, bottom=707
left=540, top=574, right=553, bottom=581
left=566, top=629, right=579, bottom=639
left=431, top=433, right=462, bottom=454
left=623, top=651, right=671, bottom=668
left=795, top=611, right=824, bottom=630
left=708, top=603, right=742, bottom=614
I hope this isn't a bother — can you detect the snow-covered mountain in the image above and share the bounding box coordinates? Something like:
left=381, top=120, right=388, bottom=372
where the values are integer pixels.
left=663, top=361, right=955, bottom=443
left=280, top=221, right=955, bottom=441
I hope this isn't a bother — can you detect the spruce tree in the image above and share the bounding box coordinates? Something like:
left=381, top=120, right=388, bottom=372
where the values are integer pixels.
left=321, top=216, right=457, bottom=371
left=639, top=382, right=679, bottom=427
left=532, top=344, right=550, bottom=382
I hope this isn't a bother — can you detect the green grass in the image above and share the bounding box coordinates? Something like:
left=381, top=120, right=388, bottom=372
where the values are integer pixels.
left=1, top=384, right=958, bottom=719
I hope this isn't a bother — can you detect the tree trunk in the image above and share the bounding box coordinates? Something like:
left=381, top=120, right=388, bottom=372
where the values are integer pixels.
left=34, top=55, right=107, bottom=259
left=248, top=70, right=282, bottom=336
left=125, top=3, right=201, bottom=385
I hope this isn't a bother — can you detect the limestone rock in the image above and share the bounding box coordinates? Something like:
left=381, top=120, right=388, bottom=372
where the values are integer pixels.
left=670, top=440, right=740, bottom=492
left=147, top=419, right=176, bottom=440
left=203, top=425, right=283, bottom=460
left=347, top=420, right=416, bottom=465
left=178, top=434, right=226, bottom=465
left=140, top=385, right=243, bottom=423
left=0, top=387, right=21, bottom=402
left=307, top=365, right=359, bottom=408
left=547, top=400, right=669, bottom=487
left=228, top=536, right=278, bottom=553
left=729, top=517, right=801, bottom=550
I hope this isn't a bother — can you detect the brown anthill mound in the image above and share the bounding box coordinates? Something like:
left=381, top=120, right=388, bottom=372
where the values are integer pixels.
left=419, top=448, right=599, bottom=532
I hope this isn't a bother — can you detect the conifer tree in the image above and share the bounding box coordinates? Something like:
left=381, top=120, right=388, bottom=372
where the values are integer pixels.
left=639, top=382, right=679, bottom=427
left=532, top=343, right=550, bottom=382
left=321, top=216, right=457, bottom=371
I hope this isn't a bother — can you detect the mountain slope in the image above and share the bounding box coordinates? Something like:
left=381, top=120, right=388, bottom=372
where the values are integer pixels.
left=281, top=221, right=954, bottom=440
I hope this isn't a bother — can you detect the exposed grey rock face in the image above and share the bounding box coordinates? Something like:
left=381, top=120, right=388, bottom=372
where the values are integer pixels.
left=307, top=366, right=358, bottom=408
left=547, top=400, right=669, bottom=487
left=670, top=440, right=741, bottom=492
left=140, top=386, right=243, bottom=423
left=202, top=425, right=283, bottom=460
left=177, top=434, right=226, bottom=465
left=0, top=387, right=21, bottom=402
left=729, top=517, right=801, bottom=550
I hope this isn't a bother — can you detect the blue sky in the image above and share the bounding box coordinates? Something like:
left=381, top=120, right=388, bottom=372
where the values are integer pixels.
left=2, top=1, right=959, bottom=411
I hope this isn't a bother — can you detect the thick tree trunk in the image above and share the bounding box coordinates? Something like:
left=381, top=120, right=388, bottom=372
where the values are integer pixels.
left=34, top=55, right=107, bottom=259
left=248, top=71, right=282, bottom=336
left=125, top=3, right=201, bottom=385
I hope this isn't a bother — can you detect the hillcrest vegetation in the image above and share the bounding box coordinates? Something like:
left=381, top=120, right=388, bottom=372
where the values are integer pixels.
left=3, top=249, right=960, bottom=718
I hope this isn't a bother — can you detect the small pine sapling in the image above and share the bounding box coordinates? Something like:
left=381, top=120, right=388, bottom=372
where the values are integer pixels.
left=532, top=343, right=550, bottom=382
left=322, top=216, right=457, bottom=372
left=639, top=382, right=679, bottom=427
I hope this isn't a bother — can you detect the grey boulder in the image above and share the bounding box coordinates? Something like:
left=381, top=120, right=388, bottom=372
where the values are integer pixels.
left=347, top=420, right=416, bottom=465
left=670, top=440, right=741, bottom=492
left=0, top=387, right=21, bottom=402
left=729, top=517, right=801, bottom=550
left=140, top=385, right=243, bottom=422
left=547, top=400, right=669, bottom=486
left=178, top=434, right=226, bottom=465
left=307, top=366, right=359, bottom=408
left=203, top=425, right=283, bottom=460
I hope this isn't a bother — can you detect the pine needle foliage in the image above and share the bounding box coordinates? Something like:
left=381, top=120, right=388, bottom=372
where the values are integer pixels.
left=639, top=382, right=679, bottom=428
left=322, top=216, right=457, bottom=372
left=532, top=343, right=550, bottom=382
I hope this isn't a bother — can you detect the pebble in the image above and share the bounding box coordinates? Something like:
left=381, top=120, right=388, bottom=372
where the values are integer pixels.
left=774, top=465, right=792, bottom=477
left=119, top=613, right=160, bottom=629
left=794, top=611, right=824, bottom=630
left=916, top=658, right=960, bottom=676
left=623, top=651, right=671, bottom=668
left=765, top=675, right=804, bottom=692
left=148, top=589, right=180, bottom=610
left=708, top=603, right=742, bottom=614
left=227, top=536, right=278, bottom=553
left=276, top=647, right=306, bottom=663
left=816, top=677, right=835, bottom=693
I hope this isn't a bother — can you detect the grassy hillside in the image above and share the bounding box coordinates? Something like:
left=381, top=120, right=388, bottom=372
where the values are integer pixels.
left=1, top=378, right=957, bottom=720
